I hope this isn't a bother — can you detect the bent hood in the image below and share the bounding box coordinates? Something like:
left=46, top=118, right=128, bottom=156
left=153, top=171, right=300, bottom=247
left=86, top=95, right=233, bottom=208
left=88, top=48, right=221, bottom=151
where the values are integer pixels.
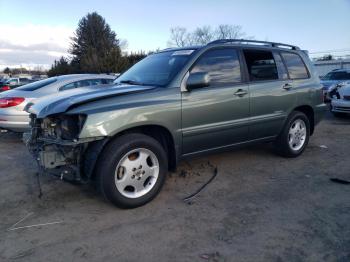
left=25, top=84, right=156, bottom=118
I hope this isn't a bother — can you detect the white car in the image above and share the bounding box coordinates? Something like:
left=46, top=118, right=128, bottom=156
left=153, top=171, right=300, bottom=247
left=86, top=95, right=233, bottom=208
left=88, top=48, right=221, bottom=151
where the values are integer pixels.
left=329, top=81, right=350, bottom=116
left=0, top=74, right=115, bottom=132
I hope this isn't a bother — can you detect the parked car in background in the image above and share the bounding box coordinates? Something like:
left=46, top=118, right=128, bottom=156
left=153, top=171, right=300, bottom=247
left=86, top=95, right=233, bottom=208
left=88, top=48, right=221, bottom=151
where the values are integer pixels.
left=0, top=74, right=115, bottom=132
left=328, top=81, right=350, bottom=116
left=321, top=69, right=350, bottom=101
left=0, top=77, right=33, bottom=92
left=23, top=39, right=325, bottom=208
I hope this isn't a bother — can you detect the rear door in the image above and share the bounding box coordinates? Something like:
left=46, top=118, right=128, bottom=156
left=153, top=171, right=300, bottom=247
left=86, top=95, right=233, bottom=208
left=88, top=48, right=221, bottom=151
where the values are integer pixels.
left=244, top=49, right=297, bottom=140
left=181, top=48, right=250, bottom=155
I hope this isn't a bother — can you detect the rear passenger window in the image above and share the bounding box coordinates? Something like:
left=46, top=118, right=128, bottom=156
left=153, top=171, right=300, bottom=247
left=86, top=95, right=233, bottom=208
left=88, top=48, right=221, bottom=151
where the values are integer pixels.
left=281, top=52, right=309, bottom=79
left=243, top=50, right=278, bottom=81
left=191, top=48, right=242, bottom=85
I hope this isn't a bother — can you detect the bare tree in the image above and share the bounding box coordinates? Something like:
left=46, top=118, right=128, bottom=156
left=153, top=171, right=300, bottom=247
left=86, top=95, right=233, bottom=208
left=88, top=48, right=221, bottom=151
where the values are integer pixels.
left=215, top=24, right=246, bottom=39
left=167, top=27, right=188, bottom=47
left=168, top=24, right=252, bottom=47
left=193, top=26, right=215, bottom=45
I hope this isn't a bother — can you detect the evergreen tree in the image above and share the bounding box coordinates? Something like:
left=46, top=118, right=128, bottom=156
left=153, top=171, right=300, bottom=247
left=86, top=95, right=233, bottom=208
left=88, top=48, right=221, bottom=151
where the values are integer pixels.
left=3, top=67, right=11, bottom=74
left=48, top=57, right=73, bottom=76
left=70, top=12, right=122, bottom=73
left=48, top=12, right=146, bottom=76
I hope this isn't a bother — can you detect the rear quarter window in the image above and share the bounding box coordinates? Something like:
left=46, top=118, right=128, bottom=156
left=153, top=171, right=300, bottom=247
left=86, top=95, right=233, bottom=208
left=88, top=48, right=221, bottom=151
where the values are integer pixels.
left=281, top=52, right=309, bottom=79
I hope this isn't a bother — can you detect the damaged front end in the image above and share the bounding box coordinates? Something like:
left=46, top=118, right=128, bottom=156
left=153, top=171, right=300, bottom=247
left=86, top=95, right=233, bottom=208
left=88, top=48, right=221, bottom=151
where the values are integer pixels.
left=328, top=82, right=350, bottom=114
left=23, top=113, right=103, bottom=183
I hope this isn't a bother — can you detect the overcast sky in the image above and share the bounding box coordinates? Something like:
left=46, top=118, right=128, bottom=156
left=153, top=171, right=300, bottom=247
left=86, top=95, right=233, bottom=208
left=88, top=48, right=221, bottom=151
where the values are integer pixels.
left=0, top=0, right=349, bottom=70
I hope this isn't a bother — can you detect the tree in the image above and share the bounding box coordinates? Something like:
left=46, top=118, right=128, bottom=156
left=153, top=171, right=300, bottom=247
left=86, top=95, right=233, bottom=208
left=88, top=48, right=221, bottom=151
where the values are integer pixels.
left=70, top=12, right=123, bottom=73
left=48, top=57, right=74, bottom=76
left=49, top=12, right=146, bottom=76
left=3, top=67, right=11, bottom=74
left=167, top=27, right=188, bottom=47
left=168, top=24, right=252, bottom=47
left=215, top=25, right=247, bottom=39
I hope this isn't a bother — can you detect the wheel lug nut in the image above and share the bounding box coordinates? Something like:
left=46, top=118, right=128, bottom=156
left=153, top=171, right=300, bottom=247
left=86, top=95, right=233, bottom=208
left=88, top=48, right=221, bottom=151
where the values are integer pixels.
left=137, top=177, right=141, bottom=180
left=142, top=171, right=145, bottom=174
left=139, top=165, right=142, bottom=169
left=132, top=175, right=135, bottom=179
left=132, top=168, right=136, bottom=171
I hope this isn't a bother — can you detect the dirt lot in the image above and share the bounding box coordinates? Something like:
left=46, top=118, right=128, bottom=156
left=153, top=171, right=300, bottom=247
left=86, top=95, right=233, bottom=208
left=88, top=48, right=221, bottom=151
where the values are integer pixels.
left=0, top=112, right=349, bottom=262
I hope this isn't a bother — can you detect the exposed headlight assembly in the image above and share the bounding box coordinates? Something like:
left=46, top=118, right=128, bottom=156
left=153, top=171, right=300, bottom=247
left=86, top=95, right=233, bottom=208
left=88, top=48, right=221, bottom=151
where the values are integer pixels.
left=42, top=114, right=87, bottom=141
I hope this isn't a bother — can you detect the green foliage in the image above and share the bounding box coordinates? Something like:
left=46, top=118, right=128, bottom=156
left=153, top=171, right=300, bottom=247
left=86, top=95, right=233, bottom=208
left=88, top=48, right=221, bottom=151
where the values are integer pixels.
left=48, top=12, right=145, bottom=76
left=3, top=67, right=11, bottom=74
left=48, top=57, right=74, bottom=77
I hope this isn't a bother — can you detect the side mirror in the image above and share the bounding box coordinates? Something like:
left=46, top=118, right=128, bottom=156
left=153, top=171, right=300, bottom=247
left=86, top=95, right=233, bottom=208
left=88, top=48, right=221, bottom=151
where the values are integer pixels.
left=186, top=72, right=210, bottom=91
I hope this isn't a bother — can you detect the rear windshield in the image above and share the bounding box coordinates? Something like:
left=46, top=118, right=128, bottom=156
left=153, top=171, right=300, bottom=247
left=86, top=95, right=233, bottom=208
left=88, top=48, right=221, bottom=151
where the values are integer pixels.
left=16, top=78, right=57, bottom=91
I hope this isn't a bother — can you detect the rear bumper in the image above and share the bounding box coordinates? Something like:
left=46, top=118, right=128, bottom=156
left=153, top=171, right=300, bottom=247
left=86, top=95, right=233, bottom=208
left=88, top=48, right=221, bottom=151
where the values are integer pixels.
left=331, top=99, right=350, bottom=114
left=314, top=103, right=327, bottom=126
left=0, top=113, right=30, bottom=132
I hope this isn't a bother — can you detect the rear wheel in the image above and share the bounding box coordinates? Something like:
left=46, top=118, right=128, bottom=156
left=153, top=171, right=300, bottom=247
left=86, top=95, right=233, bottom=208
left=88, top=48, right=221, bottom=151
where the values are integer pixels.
left=96, top=133, right=168, bottom=208
left=274, top=111, right=310, bottom=158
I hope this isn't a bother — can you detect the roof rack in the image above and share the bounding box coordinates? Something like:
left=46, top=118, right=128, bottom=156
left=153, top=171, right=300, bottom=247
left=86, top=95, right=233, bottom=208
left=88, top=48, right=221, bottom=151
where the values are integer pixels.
left=207, top=39, right=300, bottom=50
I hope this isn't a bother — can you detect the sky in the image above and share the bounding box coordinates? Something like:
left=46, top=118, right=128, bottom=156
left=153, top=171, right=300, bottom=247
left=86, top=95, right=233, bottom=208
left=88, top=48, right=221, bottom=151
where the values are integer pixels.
left=0, top=0, right=349, bottom=70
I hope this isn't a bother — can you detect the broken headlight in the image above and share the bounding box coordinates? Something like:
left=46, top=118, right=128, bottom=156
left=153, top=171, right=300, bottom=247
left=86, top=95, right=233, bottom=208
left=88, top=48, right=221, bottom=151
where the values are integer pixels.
left=42, top=114, right=86, bottom=141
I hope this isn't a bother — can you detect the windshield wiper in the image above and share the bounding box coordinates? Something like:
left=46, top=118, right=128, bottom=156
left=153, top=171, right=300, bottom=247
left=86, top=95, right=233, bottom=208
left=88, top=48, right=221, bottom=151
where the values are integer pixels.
left=118, top=80, right=145, bottom=86
left=117, top=80, right=164, bottom=88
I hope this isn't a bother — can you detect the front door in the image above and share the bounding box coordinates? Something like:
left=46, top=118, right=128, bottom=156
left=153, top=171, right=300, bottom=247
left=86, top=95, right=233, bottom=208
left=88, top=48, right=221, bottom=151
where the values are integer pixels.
left=181, top=48, right=250, bottom=155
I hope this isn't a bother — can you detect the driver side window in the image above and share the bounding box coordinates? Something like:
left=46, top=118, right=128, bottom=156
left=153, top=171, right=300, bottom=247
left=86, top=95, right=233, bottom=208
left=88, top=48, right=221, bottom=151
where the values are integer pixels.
left=191, top=48, right=242, bottom=86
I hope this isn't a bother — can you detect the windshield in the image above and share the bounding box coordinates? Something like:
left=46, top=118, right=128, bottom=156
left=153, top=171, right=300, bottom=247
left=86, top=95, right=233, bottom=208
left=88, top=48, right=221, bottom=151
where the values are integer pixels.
left=115, top=50, right=196, bottom=87
left=16, top=77, right=57, bottom=91
left=323, top=71, right=350, bottom=80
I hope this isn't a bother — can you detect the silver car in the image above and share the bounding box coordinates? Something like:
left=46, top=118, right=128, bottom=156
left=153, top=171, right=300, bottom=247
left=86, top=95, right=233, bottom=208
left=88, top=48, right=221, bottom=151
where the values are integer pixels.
left=321, top=69, right=350, bottom=101
left=0, top=74, right=115, bottom=132
left=329, top=81, right=350, bottom=116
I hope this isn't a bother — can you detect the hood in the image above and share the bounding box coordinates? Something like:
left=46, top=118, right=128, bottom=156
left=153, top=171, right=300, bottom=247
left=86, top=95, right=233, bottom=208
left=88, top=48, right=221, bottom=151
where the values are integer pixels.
left=26, top=84, right=156, bottom=118
left=320, top=80, right=342, bottom=90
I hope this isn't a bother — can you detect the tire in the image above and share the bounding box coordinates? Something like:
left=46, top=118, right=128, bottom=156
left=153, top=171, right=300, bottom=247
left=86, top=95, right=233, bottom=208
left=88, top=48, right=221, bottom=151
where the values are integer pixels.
left=96, top=133, right=168, bottom=208
left=274, top=111, right=310, bottom=158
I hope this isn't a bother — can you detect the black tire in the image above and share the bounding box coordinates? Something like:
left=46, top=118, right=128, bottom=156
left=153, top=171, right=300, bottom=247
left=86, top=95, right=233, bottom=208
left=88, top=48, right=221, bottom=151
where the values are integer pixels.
left=274, top=111, right=310, bottom=158
left=96, top=133, right=168, bottom=208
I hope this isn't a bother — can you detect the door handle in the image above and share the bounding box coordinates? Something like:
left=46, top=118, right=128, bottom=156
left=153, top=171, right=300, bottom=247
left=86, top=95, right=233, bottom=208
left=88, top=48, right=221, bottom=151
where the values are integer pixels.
left=282, top=83, right=293, bottom=90
left=234, top=89, right=248, bottom=97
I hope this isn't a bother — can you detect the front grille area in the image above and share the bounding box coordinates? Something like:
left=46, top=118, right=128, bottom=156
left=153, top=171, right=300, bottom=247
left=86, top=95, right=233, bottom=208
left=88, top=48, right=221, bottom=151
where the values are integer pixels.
left=343, top=95, right=350, bottom=101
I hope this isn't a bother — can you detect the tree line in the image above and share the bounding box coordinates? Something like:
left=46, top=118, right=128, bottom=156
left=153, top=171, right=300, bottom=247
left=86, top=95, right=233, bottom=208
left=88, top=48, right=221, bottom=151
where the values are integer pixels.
left=3, top=12, right=252, bottom=77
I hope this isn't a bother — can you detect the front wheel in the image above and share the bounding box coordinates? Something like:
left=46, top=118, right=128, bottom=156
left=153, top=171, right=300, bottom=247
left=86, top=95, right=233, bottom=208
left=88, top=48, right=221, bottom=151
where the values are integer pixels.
left=274, top=111, right=310, bottom=158
left=96, top=133, right=168, bottom=208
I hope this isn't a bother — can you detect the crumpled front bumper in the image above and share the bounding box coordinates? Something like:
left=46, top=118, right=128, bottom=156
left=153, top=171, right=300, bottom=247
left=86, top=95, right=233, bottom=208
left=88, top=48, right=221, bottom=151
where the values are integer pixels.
left=331, top=99, right=350, bottom=114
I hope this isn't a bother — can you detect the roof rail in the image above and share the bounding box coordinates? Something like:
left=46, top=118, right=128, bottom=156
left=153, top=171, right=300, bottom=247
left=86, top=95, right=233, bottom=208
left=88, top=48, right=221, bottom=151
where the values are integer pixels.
left=207, top=39, right=300, bottom=50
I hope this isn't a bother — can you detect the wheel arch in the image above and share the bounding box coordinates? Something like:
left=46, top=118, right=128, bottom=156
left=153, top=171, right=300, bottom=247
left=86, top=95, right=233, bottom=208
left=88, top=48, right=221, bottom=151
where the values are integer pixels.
left=83, top=124, right=178, bottom=180
left=293, top=105, right=315, bottom=135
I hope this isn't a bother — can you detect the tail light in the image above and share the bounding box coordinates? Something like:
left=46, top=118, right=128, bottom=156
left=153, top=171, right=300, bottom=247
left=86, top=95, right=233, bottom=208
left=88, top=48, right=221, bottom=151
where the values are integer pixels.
left=0, top=86, right=11, bottom=91
left=0, top=97, right=25, bottom=108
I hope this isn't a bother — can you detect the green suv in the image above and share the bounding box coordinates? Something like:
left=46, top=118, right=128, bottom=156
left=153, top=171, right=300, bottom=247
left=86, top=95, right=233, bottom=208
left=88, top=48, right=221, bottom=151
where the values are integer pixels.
left=24, top=39, right=326, bottom=208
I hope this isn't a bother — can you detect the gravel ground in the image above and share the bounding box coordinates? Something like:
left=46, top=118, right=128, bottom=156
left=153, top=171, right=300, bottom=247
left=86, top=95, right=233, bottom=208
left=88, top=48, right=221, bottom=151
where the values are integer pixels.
left=0, top=112, right=349, bottom=262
